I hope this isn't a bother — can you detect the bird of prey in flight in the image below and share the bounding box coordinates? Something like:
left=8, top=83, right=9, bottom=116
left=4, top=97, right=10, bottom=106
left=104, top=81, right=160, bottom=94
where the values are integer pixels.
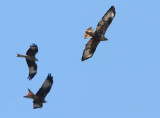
left=82, top=6, right=116, bottom=61
left=24, top=74, right=53, bottom=109
left=17, top=44, right=38, bottom=80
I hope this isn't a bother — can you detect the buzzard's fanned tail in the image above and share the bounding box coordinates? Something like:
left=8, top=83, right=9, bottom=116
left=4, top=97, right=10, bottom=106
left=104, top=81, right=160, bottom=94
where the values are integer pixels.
left=84, top=27, right=95, bottom=39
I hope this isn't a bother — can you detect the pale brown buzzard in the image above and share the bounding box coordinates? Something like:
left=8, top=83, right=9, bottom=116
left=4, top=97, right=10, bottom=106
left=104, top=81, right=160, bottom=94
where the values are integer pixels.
left=82, top=6, right=116, bottom=61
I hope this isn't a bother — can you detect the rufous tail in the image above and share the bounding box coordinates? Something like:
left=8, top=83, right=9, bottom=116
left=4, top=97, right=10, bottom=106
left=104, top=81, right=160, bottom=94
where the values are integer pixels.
left=84, top=27, right=95, bottom=39
left=17, top=54, right=26, bottom=58
left=24, top=89, right=35, bottom=99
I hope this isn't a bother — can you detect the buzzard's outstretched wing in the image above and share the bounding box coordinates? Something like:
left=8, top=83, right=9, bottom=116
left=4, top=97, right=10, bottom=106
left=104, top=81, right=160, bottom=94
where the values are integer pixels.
left=26, top=44, right=38, bottom=57
left=36, top=74, right=53, bottom=99
left=26, top=59, right=37, bottom=80
left=96, top=6, right=115, bottom=35
left=82, top=39, right=100, bottom=61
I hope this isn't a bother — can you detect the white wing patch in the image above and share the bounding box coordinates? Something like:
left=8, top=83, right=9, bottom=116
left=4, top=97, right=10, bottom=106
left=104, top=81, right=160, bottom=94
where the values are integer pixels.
left=84, top=48, right=92, bottom=57
left=104, top=12, right=115, bottom=21
left=86, top=54, right=92, bottom=58
left=111, top=12, right=114, bottom=17
left=29, top=66, right=37, bottom=74
left=43, top=79, right=51, bottom=88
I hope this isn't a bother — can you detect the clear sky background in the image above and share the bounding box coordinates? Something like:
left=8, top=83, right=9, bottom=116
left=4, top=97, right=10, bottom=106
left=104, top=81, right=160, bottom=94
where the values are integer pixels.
left=1, top=0, right=160, bottom=118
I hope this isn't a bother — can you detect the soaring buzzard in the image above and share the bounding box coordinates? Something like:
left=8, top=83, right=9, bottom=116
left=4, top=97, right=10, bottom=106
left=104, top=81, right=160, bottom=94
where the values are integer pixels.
left=17, top=44, right=38, bottom=80
left=81, top=6, right=116, bottom=61
left=24, top=74, right=53, bottom=109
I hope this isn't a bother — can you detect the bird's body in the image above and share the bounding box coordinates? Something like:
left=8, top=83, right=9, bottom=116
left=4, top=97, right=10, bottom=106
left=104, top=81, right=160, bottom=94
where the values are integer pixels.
left=17, top=44, right=38, bottom=80
left=82, top=6, right=116, bottom=61
left=24, top=74, right=53, bottom=109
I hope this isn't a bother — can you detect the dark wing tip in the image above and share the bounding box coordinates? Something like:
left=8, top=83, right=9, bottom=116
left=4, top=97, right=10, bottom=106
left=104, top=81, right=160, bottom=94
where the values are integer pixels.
left=47, top=73, right=53, bottom=84
left=31, top=43, right=38, bottom=47
left=81, top=57, right=85, bottom=61
left=28, top=76, right=32, bottom=80
left=110, top=6, right=115, bottom=14
left=47, top=73, right=53, bottom=78
left=111, top=5, right=115, bottom=9
left=28, top=77, right=33, bottom=80
left=28, top=74, right=36, bottom=80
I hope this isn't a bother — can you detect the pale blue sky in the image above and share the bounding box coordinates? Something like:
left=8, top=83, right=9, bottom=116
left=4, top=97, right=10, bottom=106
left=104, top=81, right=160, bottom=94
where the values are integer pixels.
left=1, top=0, right=160, bottom=118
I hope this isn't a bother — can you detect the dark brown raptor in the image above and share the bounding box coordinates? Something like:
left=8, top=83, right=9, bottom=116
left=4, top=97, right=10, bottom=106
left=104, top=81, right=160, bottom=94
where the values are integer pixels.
left=17, top=44, right=38, bottom=80
left=24, top=74, right=53, bottom=109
